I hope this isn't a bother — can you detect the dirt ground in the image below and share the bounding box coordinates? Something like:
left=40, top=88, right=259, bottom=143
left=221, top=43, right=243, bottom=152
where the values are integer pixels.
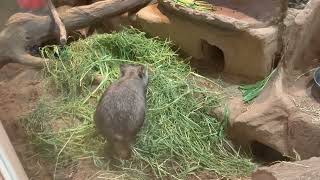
left=0, top=64, right=115, bottom=180
left=290, top=72, right=320, bottom=124
left=0, top=64, right=52, bottom=179
left=0, top=64, right=110, bottom=179
left=0, top=64, right=251, bottom=180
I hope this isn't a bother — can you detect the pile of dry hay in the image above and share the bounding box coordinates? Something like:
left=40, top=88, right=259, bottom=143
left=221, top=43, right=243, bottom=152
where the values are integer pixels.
left=23, top=28, right=254, bottom=179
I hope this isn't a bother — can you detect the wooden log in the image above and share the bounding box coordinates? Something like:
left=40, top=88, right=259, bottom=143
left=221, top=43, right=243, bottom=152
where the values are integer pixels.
left=0, top=0, right=151, bottom=68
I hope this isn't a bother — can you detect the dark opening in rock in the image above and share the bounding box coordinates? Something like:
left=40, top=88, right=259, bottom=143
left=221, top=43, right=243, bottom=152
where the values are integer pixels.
left=251, top=141, right=290, bottom=164
left=288, top=0, right=310, bottom=9
left=190, top=40, right=225, bottom=77
left=201, top=40, right=225, bottom=73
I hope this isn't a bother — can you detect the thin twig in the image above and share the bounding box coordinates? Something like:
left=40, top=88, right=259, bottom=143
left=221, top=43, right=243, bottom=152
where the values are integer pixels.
left=48, top=0, right=67, bottom=45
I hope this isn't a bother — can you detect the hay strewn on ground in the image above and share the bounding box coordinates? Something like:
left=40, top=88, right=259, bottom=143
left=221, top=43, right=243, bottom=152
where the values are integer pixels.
left=23, top=28, right=254, bottom=179
left=172, top=0, right=215, bottom=11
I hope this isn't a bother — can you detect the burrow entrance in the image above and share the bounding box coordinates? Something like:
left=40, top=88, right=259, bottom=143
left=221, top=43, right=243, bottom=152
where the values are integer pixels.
left=251, top=141, right=291, bottom=165
left=190, top=40, right=225, bottom=77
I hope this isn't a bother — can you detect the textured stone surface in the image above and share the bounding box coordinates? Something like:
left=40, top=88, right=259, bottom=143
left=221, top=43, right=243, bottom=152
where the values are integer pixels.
left=159, top=0, right=286, bottom=29
left=226, top=70, right=295, bottom=157
left=252, top=157, right=320, bottom=180
left=288, top=112, right=320, bottom=159
left=138, top=0, right=320, bottom=159
left=136, top=3, right=279, bottom=81
left=220, top=0, right=320, bottom=160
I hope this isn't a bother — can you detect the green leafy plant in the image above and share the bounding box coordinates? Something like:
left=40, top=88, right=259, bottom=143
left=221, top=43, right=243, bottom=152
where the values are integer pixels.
left=239, top=69, right=277, bottom=103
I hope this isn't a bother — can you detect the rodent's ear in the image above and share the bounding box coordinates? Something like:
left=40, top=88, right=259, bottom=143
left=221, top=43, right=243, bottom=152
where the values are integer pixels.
left=120, top=64, right=127, bottom=76
left=138, top=65, right=146, bottom=79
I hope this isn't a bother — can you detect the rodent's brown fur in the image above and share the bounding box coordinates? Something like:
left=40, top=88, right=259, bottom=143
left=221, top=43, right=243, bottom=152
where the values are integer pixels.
left=94, top=64, right=148, bottom=159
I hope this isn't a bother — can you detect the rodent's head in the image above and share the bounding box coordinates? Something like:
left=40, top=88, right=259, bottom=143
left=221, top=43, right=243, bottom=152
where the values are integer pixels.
left=120, top=64, right=148, bottom=86
left=112, top=140, right=132, bottom=160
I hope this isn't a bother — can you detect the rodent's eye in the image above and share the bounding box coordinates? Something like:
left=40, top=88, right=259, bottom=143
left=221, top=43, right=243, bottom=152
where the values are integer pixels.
left=138, top=72, right=144, bottom=79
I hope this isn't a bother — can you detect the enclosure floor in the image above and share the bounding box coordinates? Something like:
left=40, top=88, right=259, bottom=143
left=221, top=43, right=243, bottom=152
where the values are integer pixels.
left=0, top=64, right=250, bottom=179
left=0, top=64, right=52, bottom=179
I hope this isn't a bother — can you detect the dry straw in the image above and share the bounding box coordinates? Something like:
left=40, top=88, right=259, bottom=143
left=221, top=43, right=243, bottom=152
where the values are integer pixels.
left=23, top=28, right=254, bottom=179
